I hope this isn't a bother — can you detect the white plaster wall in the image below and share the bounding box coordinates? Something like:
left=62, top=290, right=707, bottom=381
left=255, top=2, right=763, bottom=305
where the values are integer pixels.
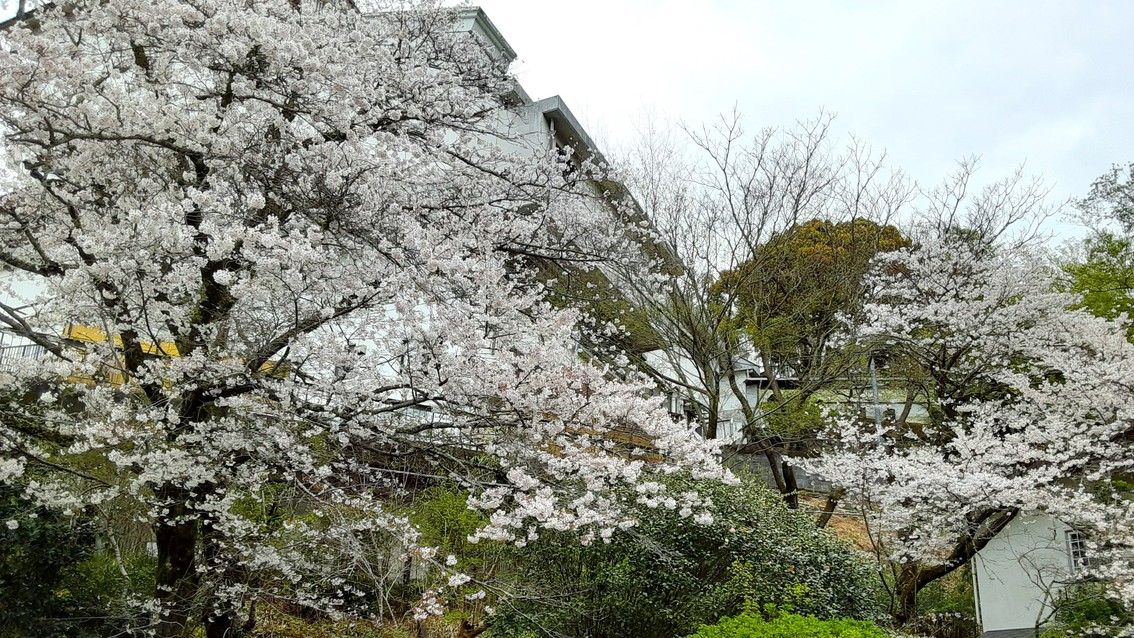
left=489, top=104, right=553, bottom=160
left=643, top=349, right=767, bottom=442
left=973, top=513, right=1073, bottom=632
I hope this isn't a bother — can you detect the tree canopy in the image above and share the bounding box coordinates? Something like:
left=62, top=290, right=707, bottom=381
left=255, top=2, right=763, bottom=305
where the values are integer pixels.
left=814, top=221, right=1134, bottom=623
left=0, top=1, right=723, bottom=635
left=715, top=218, right=909, bottom=397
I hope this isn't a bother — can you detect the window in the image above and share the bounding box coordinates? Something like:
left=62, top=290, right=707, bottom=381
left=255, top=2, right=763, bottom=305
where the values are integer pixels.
left=1066, top=529, right=1091, bottom=573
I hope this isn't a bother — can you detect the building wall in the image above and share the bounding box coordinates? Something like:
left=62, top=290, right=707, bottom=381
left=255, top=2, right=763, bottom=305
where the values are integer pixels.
left=973, top=513, right=1074, bottom=632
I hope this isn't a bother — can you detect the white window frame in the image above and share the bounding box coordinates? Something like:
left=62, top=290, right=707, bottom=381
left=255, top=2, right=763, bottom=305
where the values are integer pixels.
left=1065, top=529, right=1091, bottom=573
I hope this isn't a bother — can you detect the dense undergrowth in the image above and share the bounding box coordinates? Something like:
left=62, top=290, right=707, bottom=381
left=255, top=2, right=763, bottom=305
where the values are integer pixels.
left=2, top=475, right=891, bottom=638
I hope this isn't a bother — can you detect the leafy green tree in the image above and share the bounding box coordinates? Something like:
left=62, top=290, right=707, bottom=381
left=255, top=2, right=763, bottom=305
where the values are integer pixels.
left=709, top=219, right=908, bottom=518
left=1062, top=232, right=1134, bottom=339
left=716, top=219, right=909, bottom=402
left=715, top=218, right=908, bottom=415
left=1062, top=163, right=1134, bottom=340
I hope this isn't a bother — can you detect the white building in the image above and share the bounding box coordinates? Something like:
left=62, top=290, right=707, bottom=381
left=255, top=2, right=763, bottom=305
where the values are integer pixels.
left=973, top=513, right=1085, bottom=637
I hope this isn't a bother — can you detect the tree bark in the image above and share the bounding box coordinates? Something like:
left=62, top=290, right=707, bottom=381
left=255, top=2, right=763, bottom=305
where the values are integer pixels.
left=780, top=459, right=799, bottom=509
left=816, top=487, right=844, bottom=529
left=893, top=565, right=920, bottom=627
left=155, top=484, right=199, bottom=638
left=457, top=619, right=490, bottom=638
left=891, top=508, right=1018, bottom=626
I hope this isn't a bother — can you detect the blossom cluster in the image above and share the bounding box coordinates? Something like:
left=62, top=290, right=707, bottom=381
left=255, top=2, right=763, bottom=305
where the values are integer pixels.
left=0, top=0, right=726, bottom=629
left=812, top=234, right=1134, bottom=604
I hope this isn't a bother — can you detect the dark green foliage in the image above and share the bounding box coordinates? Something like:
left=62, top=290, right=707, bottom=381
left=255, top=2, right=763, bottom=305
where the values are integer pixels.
left=490, top=475, right=881, bottom=638
left=1043, top=582, right=1132, bottom=637
left=760, top=399, right=826, bottom=442
left=908, top=567, right=978, bottom=638
left=714, top=219, right=909, bottom=379
left=0, top=484, right=96, bottom=637
left=685, top=610, right=889, bottom=638
left=0, top=485, right=94, bottom=637
left=0, top=484, right=150, bottom=637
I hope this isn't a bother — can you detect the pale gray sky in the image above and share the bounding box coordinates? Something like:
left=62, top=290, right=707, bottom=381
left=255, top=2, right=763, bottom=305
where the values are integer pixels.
left=472, top=0, right=1134, bottom=237
left=2, top=0, right=1129, bottom=237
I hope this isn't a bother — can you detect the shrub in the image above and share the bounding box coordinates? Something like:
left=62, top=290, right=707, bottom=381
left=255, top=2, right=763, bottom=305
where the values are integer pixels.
left=0, top=482, right=156, bottom=637
left=685, top=610, right=889, bottom=638
left=490, top=474, right=882, bottom=638
left=1043, top=582, right=1132, bottom=637
left=0, top=484, right=100, bottom=637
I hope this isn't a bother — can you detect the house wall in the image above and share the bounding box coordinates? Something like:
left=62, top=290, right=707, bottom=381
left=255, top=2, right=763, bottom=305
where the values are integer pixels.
left=973, top=513, right=1074, bottom=632
left=642, top=349, right=766, bottom=443
left=491, top=104, right=555, bottom=159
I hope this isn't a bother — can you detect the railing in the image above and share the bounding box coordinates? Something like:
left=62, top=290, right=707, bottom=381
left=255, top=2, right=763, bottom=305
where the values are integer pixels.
left=0, top=342, right=50, bottom=371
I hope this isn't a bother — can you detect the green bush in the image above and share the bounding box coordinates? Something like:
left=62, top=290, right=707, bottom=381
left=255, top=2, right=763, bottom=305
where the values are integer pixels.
left=0, top=483, right=152, bottom=637
left=1042, top=582, right=1132, bottom=637
left=685, top=610, right=889, bottom=638
left=489, top=474, right=882, bottom=638
left=0, top=484, right=101, bottom=637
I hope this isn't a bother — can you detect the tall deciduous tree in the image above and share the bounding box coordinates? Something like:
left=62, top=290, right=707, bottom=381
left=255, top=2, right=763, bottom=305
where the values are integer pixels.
left=614, top=111, right=912, bottom=507
left=812, top=167, right=1134, bottom=625
left=0, top=1, right=723, bottom=635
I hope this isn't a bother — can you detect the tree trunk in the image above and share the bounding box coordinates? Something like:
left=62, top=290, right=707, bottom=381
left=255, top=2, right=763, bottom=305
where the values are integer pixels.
left=757, top=445, right=799, bottom=509
left=701, top=367, right=724, bottom=441
left=816, top=487, right=844, bottom=528
left=889, top=508, right=1019, bottom=627
left=155, top=484, right=199, bottom=638
left=457, top=619, right=490, bottom=638
left=781, top=459, right=799, bottom=509
left=762, top=445, right=788, bottom=494
left=894, top=565, right=919, bottom=627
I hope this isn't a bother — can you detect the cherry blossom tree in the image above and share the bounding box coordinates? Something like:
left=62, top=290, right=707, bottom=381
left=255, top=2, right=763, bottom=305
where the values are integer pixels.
left=812, top=167, right=1134, bottom=625
left=0, top=1, right=724, bottom=635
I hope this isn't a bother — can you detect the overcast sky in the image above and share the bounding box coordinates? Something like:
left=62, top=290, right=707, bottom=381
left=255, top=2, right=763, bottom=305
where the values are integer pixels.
left=469, top=0, right=1133, bottom=239
left=2, top=0, right=1129, bottom=239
